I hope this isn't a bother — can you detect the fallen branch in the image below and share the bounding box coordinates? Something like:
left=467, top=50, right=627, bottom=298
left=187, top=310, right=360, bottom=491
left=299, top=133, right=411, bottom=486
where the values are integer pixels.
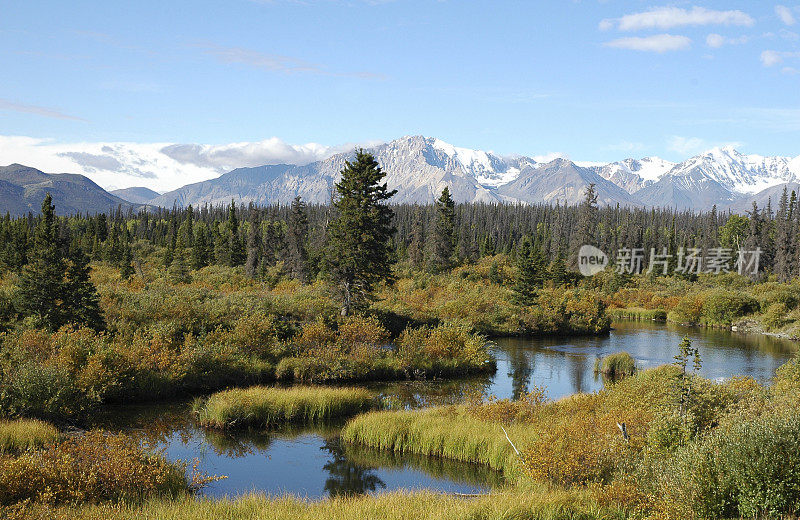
left=501, top=425, right=521, bottom=457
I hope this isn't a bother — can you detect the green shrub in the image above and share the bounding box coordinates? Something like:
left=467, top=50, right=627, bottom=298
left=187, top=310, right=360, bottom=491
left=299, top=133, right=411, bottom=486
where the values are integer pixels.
left=762, top=302, right=790, bottom=330
left=662, top=413, right=800, bottom=519
left=700, top=290, right=759, bottom=326
left=519, top=288, right=610, bottom=335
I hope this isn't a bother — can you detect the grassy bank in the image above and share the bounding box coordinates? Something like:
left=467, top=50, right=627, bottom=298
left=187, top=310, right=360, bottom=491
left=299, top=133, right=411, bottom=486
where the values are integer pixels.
left=193, top=386, right=374, bottom=429
left=342, top=406, right=533, bottom=479
left=598, top=271, right=800, bottom=335
left=15, top=486, right=620, bottom=520
left=341, top=367, right=684, bottom=485
left=0, top=419, right=59, bottom=453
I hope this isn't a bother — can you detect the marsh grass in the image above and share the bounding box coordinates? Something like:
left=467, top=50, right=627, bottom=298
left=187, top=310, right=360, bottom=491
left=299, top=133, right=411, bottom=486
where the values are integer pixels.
left=593, top=352, right=636, bottom=379
left=25, top=486, right=618, bottom=520
left=0, top=419, right=59, bottom=453
left=340, top=406, right=535, bottom=481
left=606, top=308, right=666, bottom=322
left=193, top=386, right=375, bottom=429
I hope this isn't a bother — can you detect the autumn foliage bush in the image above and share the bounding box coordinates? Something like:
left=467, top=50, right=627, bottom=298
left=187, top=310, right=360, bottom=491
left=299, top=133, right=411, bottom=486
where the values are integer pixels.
left=277, top=317, right=494, bottom=383
left=0, top=431, right=198, bottom=507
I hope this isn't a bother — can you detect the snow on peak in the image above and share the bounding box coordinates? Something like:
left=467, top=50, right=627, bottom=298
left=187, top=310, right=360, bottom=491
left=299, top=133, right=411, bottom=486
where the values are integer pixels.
left=670, top=147, right=800, bottom=194
left=429, top=137, right=529, bottom=187
left=629, top=157, right=676, bottom=181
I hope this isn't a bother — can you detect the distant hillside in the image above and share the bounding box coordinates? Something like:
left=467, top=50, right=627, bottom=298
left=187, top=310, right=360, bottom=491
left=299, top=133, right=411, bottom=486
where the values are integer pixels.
left=726, top=182, right=800, bottom=214
left=111, top=186, right=161, bottom=204
left=0, top=164, right=138, bottom=216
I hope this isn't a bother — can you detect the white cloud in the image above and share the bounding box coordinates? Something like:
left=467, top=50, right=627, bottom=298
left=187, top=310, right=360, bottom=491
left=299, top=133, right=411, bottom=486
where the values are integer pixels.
left=776, top=5, right=796, bottom=26
left=762, top=49, right=783, bottom=66
left=532, top=152, right=568, bottom=163
left=604, top=34, right=691, bottom=53
left=761, top=49, right=800, bottom=66
left=602, top=141, right=646, bottom=153
left=600, top=6, right=754, bottom=32
left=782, top=66, right=800, bottom=74
left=667, top=136, right=707, bottom=156
left=0, top=135, right=376, bottom=192
left=706, top=33, right=749, bottom=48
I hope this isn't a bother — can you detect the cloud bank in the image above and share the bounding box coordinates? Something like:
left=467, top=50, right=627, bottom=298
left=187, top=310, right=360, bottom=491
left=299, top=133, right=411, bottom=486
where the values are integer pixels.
left=601, top=6, right=754, bottom=32
left=0, top=136, right=375, bottom=192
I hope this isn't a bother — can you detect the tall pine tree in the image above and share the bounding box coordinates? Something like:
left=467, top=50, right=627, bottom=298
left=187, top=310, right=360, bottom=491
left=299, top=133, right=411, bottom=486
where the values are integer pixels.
left=429, top=187, right=456, bottom=273
left=16, top=194, right=65, bottom=329
left=325, top=151, right=397, bottom=316
left=286, top=196, right=309, bottom=282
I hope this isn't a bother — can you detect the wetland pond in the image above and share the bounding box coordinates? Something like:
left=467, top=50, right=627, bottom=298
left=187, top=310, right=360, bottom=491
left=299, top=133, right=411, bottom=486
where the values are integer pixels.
left=92, top=321, right=796, bottom=499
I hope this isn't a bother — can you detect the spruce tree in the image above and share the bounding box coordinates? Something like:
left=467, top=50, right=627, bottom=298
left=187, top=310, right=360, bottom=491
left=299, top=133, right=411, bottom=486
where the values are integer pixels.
left=429, top=187, right=455, bottom=273
left=407, top=207, right=425, bottom=269
left=63, top=247, right=105, bottom=330
left=571, top=183, right=599, bottom=267
left=16, top=194, right=65, bottom=329
left=119, top=228, right=135, bottom=280
left=513, top=237, right=544, bottom=305
left=192, top=223, right=210, bottom=270
left=168, top=251, right=191, bottom=284
left=226, top=200, right=245, bottom=267
left=325, top=151, right=397, bottom=316
left=286, top=196, right=309, bottom=282
left=774, top=187, right=793, bottom=281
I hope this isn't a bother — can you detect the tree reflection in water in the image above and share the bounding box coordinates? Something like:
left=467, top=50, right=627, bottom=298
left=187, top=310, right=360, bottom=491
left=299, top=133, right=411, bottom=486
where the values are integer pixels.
left=321, top=437, right=386, bottom=497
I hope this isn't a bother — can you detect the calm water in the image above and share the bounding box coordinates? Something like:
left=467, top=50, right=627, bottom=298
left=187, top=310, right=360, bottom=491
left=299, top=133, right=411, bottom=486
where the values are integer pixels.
left=95, top=321, right=796, bottom=499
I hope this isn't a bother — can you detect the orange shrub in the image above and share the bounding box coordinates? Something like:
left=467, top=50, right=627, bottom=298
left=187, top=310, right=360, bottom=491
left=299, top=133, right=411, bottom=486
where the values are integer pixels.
left=0, top=431, right=194, bottom=506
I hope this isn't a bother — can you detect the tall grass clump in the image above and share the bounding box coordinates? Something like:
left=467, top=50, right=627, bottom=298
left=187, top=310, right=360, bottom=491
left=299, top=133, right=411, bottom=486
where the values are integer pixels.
left=341, top=406, right=534, bottom=479
left=594, top=352, right=636, bottom=379
left=194, top=386, right=374, bottom=429
left=606, top=308, right=667, bottom=322
left=0, top=419, right=59, bottom=453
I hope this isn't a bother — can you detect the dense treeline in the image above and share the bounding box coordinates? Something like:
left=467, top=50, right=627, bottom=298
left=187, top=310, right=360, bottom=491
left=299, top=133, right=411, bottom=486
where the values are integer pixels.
left=4, top=187, right=796, bottom=282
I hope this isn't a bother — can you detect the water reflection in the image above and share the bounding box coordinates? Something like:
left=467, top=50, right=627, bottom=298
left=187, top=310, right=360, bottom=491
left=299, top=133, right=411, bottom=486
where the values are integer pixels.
left=321, top=438, right=386, bottom=497
left=91, top=403, right=497, bottom=499
left=88, top=321, right=796, bottom=498
left=375, top=321, right=796, bottom=403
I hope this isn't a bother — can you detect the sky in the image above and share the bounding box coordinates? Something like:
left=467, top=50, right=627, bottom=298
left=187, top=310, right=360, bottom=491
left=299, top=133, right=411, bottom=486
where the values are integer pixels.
left=1, top=1, right=800, bottom=191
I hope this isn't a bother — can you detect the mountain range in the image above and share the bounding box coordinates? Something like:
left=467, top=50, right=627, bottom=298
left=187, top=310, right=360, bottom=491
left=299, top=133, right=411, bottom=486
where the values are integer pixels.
left=0, top=163, right=138, bottom=216
left=2, top=135, right=800, bottom=216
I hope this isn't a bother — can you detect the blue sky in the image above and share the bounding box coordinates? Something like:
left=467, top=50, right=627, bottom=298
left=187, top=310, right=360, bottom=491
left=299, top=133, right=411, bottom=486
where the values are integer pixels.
left=1, top=1, right=800, bottom=189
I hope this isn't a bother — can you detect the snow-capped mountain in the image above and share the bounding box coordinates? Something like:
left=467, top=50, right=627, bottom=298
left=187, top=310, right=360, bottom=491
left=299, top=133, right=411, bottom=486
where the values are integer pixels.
left=671, top=147, right=800, bottom=193
left=429, top=138, right=536, bottom=187
left=4, top=135, right=800, bottom=214
left=590, top=157, right=676, bottom=194
left=634, top=147, right=800, bottom=210
left=147, top=136, right=635, bottom=208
